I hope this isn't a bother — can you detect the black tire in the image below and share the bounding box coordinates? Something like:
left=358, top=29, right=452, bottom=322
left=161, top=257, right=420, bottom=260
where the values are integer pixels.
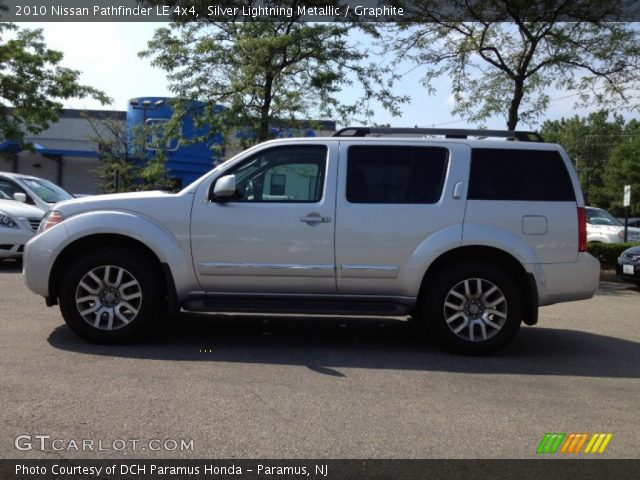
left=59, top=247, right=164, bottom=343
left=422, top=261, right=522, bottom=355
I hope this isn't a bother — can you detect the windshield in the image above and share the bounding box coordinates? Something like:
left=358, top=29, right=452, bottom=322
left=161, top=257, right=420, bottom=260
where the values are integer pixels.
left=22, top=178, right=73, bottom=203
left=586, top=208, right=623, bottom=227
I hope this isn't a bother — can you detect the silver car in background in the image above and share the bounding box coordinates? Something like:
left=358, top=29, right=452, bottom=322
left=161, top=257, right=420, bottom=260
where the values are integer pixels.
left=0, top=172, right=73, bottom=213
left=0, top=190, right=44, bottom=259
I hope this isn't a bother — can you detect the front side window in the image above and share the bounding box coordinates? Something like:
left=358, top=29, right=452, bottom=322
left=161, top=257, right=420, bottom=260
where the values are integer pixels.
left=218, top=145, right=327, bottom=203
left=346, top=146, right=449, bottom=204
left=0, top=179, right=33, bottom=204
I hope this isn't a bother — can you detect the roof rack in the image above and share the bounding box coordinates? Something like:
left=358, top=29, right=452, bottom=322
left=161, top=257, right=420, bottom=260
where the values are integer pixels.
left=332, top=127, right=545, bottom=143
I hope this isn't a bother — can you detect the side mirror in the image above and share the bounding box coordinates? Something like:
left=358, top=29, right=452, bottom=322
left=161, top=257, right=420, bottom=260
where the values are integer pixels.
left=212, top=174, right=236, bottom=201
left=13, top=192, right=27, bottom=203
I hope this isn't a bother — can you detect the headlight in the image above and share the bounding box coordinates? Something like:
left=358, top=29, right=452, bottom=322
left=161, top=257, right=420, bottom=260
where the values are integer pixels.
left=0, top=212, right=19, bottom=229
left=38, top=210, right=64, bottom=233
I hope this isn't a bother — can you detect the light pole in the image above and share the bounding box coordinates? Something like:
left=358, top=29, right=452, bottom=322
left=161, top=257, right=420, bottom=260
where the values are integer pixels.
left=129, top=99, right=166, bottom=147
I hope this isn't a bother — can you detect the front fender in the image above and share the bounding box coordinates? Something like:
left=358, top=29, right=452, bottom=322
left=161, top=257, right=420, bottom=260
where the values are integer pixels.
left=26, top=210, right=197, bottom=300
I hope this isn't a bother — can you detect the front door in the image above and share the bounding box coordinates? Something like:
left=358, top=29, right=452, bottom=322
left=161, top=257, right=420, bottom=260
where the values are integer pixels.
left=191, top=142, right=337, bottom=294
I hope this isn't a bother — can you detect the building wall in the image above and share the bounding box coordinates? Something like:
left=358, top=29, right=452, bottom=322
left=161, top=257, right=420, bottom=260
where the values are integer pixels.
left=1, top=108, right=335, bottom=194
left=0, top=110, right=124, bottom=195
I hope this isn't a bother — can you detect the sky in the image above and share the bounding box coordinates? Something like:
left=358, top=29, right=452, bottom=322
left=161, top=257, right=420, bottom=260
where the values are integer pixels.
left=15, top=22, right=633, bottom=130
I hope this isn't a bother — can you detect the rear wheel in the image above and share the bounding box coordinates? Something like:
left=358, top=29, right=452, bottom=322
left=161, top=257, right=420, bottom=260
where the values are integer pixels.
left=59, top=247, right=164, bottom=343
left=423, top=261, right=522, bottom=354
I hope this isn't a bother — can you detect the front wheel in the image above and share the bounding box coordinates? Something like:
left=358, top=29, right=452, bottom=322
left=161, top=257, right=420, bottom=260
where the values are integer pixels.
left=423, top=262, right=522, bottom=354
left=59, top=247, right=164, bottom=343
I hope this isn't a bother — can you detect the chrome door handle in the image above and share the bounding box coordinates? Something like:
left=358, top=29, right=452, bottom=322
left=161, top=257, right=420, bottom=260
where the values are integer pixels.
left=300, top=214, right=331, bottom=224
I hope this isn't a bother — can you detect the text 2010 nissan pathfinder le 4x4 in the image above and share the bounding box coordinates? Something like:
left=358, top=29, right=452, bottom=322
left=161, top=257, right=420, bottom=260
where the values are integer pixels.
left=24, top=128, right=600, bottom=354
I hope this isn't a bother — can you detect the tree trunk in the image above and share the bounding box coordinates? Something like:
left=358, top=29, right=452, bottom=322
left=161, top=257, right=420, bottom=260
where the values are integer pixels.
left=259, top=73, right=274, bottom=142
left=507, top=79, right=525, bottom=131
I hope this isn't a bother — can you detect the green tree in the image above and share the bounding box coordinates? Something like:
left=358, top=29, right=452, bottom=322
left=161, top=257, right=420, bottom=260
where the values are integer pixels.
left=540, top=111, right=626, bottom=206
left=140, top=1, right=402, bottom=146
left=0, top=22, right=109, bottom=147
left=84, top=115, right=173, bottom=193
left=390, top=0, right=640, bottom=129
left=604, top=129, right=640, bottom=216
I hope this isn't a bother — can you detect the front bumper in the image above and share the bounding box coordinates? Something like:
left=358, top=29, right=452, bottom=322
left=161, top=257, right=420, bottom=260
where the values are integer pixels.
left=616, top=262, right=640, bottom=283
left=0, top=227, right=34, bottom=258
left=23, top=223, right=69, bottom=298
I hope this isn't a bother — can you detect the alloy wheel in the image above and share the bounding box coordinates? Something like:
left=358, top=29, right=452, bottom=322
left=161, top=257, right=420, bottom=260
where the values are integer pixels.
left=74, top=265, right=143, bottom=331
left=443, top=277, right=508, bottom=342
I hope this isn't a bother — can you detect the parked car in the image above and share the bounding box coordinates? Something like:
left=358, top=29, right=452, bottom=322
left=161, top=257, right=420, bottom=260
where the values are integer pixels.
left=616, top=217, right=640, bottom=229
left=586, top=206, right=640, bottom=244
left=616, top=245, right=640, bottom=285
left=24, top=128, right=600, bottom=354
left=0, top=190, right=45, bottom=259
left=0, top=172, right=73, bottom=213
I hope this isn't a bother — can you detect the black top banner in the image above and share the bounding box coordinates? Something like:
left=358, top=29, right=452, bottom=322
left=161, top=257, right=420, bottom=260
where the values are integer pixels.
left=2, top=0, right=640, bottom=22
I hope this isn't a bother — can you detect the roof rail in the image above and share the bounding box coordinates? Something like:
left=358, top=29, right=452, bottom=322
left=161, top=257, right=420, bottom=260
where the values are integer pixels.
left=332, top=127, right=545, bottom=142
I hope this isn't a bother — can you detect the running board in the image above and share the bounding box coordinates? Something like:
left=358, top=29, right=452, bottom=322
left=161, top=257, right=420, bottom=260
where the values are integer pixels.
left=182, top=294, right=414, bottom=316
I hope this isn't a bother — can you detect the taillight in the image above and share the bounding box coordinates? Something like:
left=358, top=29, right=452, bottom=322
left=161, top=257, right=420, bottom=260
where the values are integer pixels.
left=577, top=207, right=587, bottom=252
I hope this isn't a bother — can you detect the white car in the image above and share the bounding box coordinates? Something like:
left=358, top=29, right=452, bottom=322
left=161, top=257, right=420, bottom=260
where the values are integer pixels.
left=585, top=206, right=640, bottom=244
left=0, top=190, right=45, bottom=259
left=0, top=172, right=74, bottom=213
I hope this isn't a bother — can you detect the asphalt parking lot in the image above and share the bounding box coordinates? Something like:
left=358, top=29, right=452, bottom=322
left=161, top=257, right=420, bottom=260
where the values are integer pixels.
left=1, top=259, right=639, bottom=459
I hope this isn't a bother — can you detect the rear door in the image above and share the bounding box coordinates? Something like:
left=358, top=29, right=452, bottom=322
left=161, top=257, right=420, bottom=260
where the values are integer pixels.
left=334, top=141, right=469, bottom=297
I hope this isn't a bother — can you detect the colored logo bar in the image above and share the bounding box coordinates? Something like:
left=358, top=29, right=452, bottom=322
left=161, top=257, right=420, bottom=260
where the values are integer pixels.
left=537, top=433, right=613, bottom=454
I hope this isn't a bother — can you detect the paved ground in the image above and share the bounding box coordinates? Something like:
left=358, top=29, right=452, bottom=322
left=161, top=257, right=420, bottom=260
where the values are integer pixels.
left=1, top=259, right=638, bottom=459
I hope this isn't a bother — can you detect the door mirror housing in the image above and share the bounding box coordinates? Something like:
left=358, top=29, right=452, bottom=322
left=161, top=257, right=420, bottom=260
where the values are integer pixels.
left=13, top=192, right=27, bottom=203
left=212, top=174, right=236, bottom=201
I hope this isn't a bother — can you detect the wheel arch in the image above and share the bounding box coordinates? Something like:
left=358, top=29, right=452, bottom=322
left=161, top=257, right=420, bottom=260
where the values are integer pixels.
left=47, top=234, right=178, bottom=316
left=419, top=245, right=538, bottom=326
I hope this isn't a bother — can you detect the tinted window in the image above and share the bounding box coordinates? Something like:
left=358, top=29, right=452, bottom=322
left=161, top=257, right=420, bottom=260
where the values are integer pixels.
left=0, top=179, right=21, bottom=197
left=468, top=149, right=575, bottom=201
left=347, top=146, right=448, bottom=204
left=221, top=145, right=327, bottom=203
left=0, top=179, right=34, bottom=204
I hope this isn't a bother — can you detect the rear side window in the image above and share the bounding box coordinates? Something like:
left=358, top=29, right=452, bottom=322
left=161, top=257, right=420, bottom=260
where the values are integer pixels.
left=468, top=148, right=575, bottom=201
left=347, top=146, right=448, bottom=203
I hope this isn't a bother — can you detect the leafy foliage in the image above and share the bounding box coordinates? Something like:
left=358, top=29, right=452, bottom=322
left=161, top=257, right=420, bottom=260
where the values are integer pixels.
left=604, top=125, right=640, bottom=215
left=84, top=115, right=173, bottom=193
left=540, top=111, right=627, bottom=207
left=0, top=22, right=109, bottom=147
left=588, top=242, right=639, bottom=268
left=540, top=111, right=640, bottom=215
left=140, top=1, right=405, bottom=146
left=390, top=0, right=640, bottom=129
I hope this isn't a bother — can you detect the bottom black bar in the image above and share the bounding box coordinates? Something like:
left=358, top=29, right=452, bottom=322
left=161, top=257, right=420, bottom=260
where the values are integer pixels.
left=3, top=459, right=639, bottom=480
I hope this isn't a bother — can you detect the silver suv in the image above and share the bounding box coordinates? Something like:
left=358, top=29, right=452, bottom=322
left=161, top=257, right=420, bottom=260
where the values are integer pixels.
left=24, top=128, right=600, bottom=354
